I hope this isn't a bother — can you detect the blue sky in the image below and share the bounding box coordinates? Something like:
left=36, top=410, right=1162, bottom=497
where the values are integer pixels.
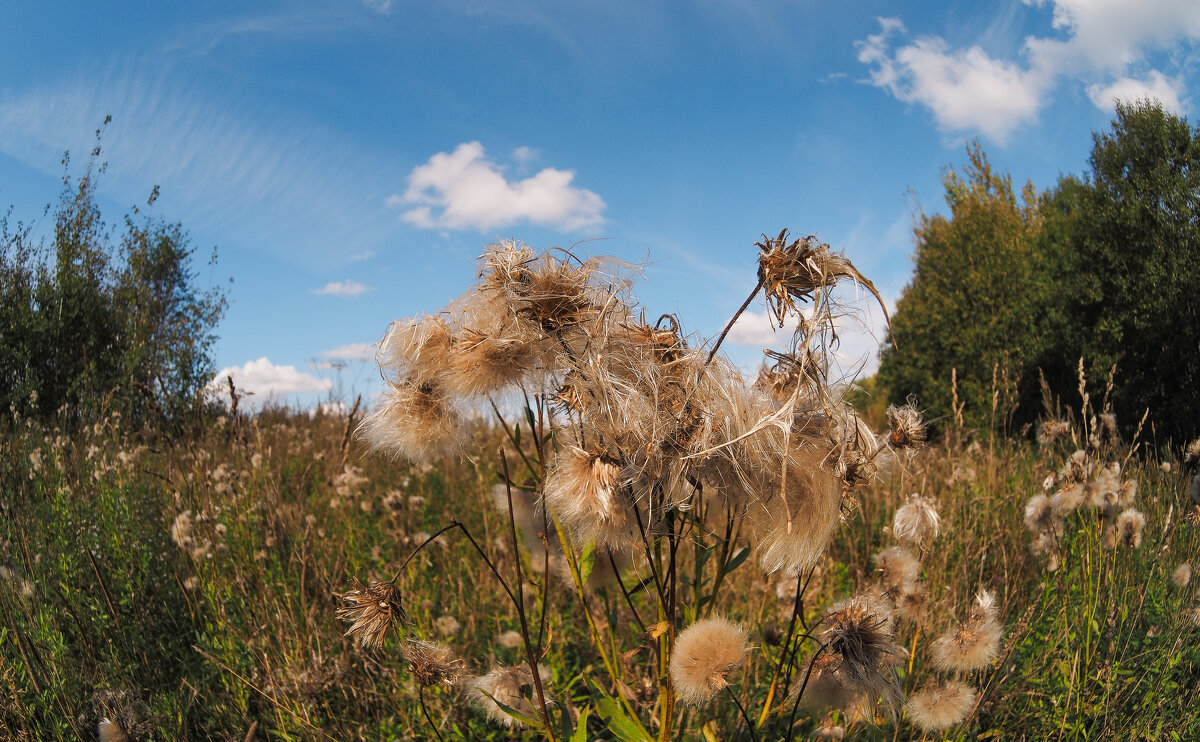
left=3, top=1, right=1198, bottom=407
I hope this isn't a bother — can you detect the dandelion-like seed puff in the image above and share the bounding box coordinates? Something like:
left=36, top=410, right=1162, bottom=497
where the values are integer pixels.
left=906, top=680, right=977, bottom=732
left=669, top=617, right=751, bottom=705
left=893, top=494, right=940, bottom=546
left=930, top=590, right=1002, bottom=673
left=335, top=579, right=407, bottom=649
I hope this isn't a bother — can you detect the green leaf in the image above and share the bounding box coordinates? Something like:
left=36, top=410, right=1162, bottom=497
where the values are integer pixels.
left=594, top=693, right=651, bottom=742
left=578, top=542, right=596, bottom=584
left=724, top=546, right=752, bottom=574
left=572, top=708, right=590, bottom=742
left=479, top=690, right=540, bottom=728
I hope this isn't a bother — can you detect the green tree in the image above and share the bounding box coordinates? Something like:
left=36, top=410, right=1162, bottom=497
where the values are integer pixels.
left=877, top=143, right=1054, bottom=431
left=0, top=131, right=226, bottom=428
left=1042, top=100, right=1200, bottom=442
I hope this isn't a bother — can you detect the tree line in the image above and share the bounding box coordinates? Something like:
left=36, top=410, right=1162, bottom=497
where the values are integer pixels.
left=877, top=101, right=1200, bottom=445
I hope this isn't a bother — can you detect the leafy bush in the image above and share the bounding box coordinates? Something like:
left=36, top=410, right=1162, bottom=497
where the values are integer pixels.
left=0, top=127, right=226, bottom=429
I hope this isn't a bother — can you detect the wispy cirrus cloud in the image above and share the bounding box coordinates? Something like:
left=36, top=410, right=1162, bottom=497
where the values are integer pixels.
left=321, top=342, right=375, bottom=361
left=390, top=141, right=606, bottom=232
left=0, top=64, right=389, bottom=265
left=856, top=0, right=1200, bottom=143
left=314, top=279, right=372, bottom=297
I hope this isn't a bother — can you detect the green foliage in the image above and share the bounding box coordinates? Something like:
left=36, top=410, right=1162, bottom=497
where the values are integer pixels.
left=0, top=130, right=226, bottom=430
left=877, top=143, right=1052, bottom=432
left=879, top=102, right=1200, bottom=442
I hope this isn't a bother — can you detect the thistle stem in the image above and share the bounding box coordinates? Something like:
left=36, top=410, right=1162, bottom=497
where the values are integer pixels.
left=706, top=277, right=763, bottom=365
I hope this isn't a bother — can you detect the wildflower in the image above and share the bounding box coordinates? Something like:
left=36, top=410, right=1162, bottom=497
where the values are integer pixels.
left=498, top=630, right=524, bottom=649
left=874, top=546, right=919, bottom=596
left=756, top=229, right=885, bottom=327
left=469, top=665, right=549, bottom=727
left=669, top=617, right=751, bottom=705
left=905, top=680, right=976, bottom=732
left=930, top=590, right=1003, bottom=673
left=359, top=380, right=466, bottom=464
left=403, top=639, right=463, bottom=688
left=1114, top=509, right=1146, bottom=549
left=1173, top=563, right=1192, bottom=588
left=434, top=614, right=461, bottom=637
left=893, top=495, right=940, bottom=546
left=896, top=582, right=930, bottom=623
left=1023, top=494, right=1059, bottom=535
left=335, top=579, right=407, bottom=649
left=885, top=403, right=926, bottom=449
left=821, top=595, right=905, bottom=705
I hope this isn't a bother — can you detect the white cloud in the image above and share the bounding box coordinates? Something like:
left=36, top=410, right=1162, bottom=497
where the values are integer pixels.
left=348, top=250, right=375, bottom=262
left=321, top=342, right=376, bottom=361
left=363, top=0, right=393, bottom=15
left=1025, top=0, right=1200, bottom=71
left=727, top=309, right=790, bottom=348
left=1087, top=70, right=1186, bottom=113
left=392, top=141, right=606, bottom=232
left=513, top=145, right=538, bottom=165
left=857, top=2, right=1200, bottom=142
left=857, top=19, right=1050, bottom=143
left=210, top=357, right=332, bottom=401
left=314, top=279, right=371, bottom=296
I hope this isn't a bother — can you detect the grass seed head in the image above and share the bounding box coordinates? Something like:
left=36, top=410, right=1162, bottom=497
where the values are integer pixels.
left=669, top=617, right=751, bottom=705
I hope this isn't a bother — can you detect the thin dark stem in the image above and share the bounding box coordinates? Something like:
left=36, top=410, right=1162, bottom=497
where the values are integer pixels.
left=609, top=549, right=647, bottom=635
left=785, top=643, right=829, bottom=742
left=630, top=495, right=667, bottom=607
left=418, top=686, right=446, bottom=742
left=706, top=277, right=763, bottom=365
left=500, top=448, right=556, bottom=740
left=392, top=522, right=462, bottom=582
left=726, top=685, right=760, bottom=742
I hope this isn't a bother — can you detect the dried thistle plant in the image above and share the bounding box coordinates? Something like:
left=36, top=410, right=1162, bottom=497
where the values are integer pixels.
left=335, top=579, right=407, bottom=649
left=668, top=617, right=751, bottom=705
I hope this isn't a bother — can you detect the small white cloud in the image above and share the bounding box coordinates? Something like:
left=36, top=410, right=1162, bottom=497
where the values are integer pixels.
left=314, top=279, right=371, bottom=297
left=857, top=20, right=1048, bottom=143
left=727, top=309, right=790, bottom=348
left=1087, top=70, right=1185, bottom=113
left=321, top=342, right=376, bottom=361
left=513, top=145, right=538, bottom=165
left=363, top=0, right=393, bottom=15
left=392, top=141, right=606, bottom=232
left=210, top=357, right=332, bottom=401
left=348, top=250, right=375, bottom=263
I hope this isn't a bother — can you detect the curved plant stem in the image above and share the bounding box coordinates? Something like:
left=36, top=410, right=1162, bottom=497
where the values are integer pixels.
left=726, top=685, right=760, bottom=742
left=418, top=686, right=446, bottom=742
left=706, top=277, right=763, bottom=365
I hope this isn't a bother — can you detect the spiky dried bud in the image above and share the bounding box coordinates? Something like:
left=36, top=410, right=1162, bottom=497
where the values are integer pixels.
left=669, top=617, right=751, bottom=705
left=335, top=579, right=407, bottom=649
left=404, top=639, right=464, bottom=688
left=905, top=680, right=977, bottom=732
left=892, top=495, right=940, bottom=546
left=885, top=404, right=925, bottom=449
left=821, top=596, right=905, bottom=706
left=1038, top=419, right=1072, bottom=445
left=756, top=229, right=886, bottom=327
left=930, top=590, right=1002, bottom=673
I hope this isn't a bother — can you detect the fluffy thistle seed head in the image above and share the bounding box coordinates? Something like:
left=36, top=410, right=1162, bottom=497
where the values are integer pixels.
left=896, top=582, right=930, bottom=623
left=930, top=590, right=1002, bottom=673
left=403, top=639, right=463, bottom=688
left=359, top=380, right=466, bottom=464
left=469, top=665, right=550, bottom=728
left=1038, top=419, right=1072, bottom=445
left=1115, top=508, right=1146, bottom=549
left=885, top=403, right=926, bottom=449
left=905, top=680, right=977, bottom=732
left=1023, top=494, right=1060, bottom=535
left=892, top=495, right=940, bottom=545
left=755, top=229, right=886, bottom=328
left=669, top=617, right=751, bottom=705
left=335, top=579, right=407, bottom=649
left=1186, top=437, right=1200, bottom=471
left=542, top=445, right=632, bottom=550
left=821, top=596, right=905, bottom=706
left=874, top=546, right=919, bottom=594
left=1174, top=563, right=1192, bottom=588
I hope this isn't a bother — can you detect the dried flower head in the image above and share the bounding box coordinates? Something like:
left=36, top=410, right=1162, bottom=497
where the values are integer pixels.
left=498, top=630, right=525, bottom=649
left=669, top=617, right=751, bottom=705
left=885, top=403, right=926, bottom=449
left=893, top=495, right=940, bottom=545
left=794, top=651, right=855, bottom=712
left=756, top=229, right=886, bottom=328
left=1023, top=494, right=1059, bottom=535
left=335, top=579, right=407, bottom=649
left=359, top=380, right=466, bottom=464
left=874, top=546, right=919, bottom=596
left=905, top=680, right=977, bottom=732
left=435, top=614, right=461, bottom=636
left=814, top=715, right=846, bottom=740
left=1173, top=563, right=1192, bottom=589
left=1114, top=508, right=1146, bottom=549
left=543, top=445, right=633, bottom=550
left=1038, top=419, right=1072, bottom=445
left=1050, top=483, right=1085, bottom=516
left=896, top=582, right=930, bottom=623
left=930, top=590, right=1002, bottom=673
left=404, top=639, right=464, bottom=688
left=821, top=595, right=905, bottom=706
left=469, top=665, right=549, bottom=728
left=1186, top=437, right=1200, bottom=470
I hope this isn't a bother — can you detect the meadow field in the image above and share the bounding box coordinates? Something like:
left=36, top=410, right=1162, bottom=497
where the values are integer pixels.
left=4, top=238, right=1200, bottom=741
